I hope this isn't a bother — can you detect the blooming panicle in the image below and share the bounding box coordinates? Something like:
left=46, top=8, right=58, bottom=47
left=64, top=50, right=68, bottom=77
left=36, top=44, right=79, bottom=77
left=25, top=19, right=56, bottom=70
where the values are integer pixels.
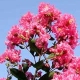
left=29, top=20, right=46, bottom=35
left=6, top=25, right=30, bottom=48
left=69, top=57, right=80, bottom=74
left=0, top=2, right=80, bottom=80
left=38, top=3, right=61, bottom=27
left=3, top=49, right=21, bottom=63
left=39, top=2, right=61, bottom=19
left=19, top=12, right=34, bottom=29
left=49, top=42, right=74, bottom=68
left=35, top=32, right=50, bottom=50
left=51, top=14, right=79, bottom=49
left=52, top=68, right=80, bottom=80
left=6, top=25, right=22, bottom=46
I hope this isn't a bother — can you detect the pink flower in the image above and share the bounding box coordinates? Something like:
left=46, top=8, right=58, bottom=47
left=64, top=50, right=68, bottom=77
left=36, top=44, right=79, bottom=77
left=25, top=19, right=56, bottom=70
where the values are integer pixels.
left=7, top=25, right=22, bottom=46
left=19, top=12, right=34, bottom=29
left=39, top=2, right=61, bottom=19
left=0, top=78, right=6, bottom=80
left=69, top=57, right=80, bottom=74
left=6, top=25, right=30, bottom=49
left=0, top=54, right=5, bottom=63
left=52, top=68, right=80, bottom=80
left=29, top=20, right=46, bottom=35
left=38, top=3, right=61, bottom=26
left=51, top=14, right=79, bottom=49
left=49, top=42, right=74, bottom=68
left=4, top=49, right=21, bottom=63
left=5, top=41, right=15, bottom=49
left=35, top=33, right=50, bottom=51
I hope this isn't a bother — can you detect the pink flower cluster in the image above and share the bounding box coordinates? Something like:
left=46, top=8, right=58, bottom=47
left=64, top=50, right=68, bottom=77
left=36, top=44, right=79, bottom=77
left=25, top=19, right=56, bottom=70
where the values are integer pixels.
left=4, top=3, right=60, bottom=51
left=52, top=57, right=80, bottom=80
left=49, top=42, right=74, bottom=68
left=38, top=2, right=61, bottom=26
left=6, top=25, right=30, bottom=48
left=35, top=33, right=50, bottom=50
left=4, top=2, right=78, bottom=52
left=0, top=49, right=21, bottom=63
left=69, top=57, right=80, bottom=74
left=51, top=14, right=78, bottom=49
left=52, top=69, right=80, bottom=80
left=0, top=2, right=79, bottom=80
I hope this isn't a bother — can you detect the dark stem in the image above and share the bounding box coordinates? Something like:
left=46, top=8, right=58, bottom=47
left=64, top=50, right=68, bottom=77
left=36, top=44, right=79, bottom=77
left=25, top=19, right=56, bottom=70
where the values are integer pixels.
left=33, top=55, right=36, bottom=63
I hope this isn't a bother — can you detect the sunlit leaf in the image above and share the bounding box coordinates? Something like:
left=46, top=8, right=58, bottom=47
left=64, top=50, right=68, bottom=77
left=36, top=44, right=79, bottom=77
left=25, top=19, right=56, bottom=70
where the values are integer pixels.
left=47, top=53, right=55, bottom=59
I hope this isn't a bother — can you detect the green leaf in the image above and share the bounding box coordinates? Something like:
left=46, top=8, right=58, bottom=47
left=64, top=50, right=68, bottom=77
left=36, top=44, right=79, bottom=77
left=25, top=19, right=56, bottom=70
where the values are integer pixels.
left=39, top=73, right=50, bottom=80
left=42, top=64, right=50, bottom=72
left=10, top=68, right=27, bottom=80
left=39, top=71, right=54, bottom=80
left=33, top=60, right=50, bottom=72
left=22, top=63, right=29, bottom=73
left=47, top=53, right=55, bottom=59
left=29, top=39, right=41, bottom=56
left=49, top=71, right=54, bottom=78
left=33, top=60, right=43, bottom=70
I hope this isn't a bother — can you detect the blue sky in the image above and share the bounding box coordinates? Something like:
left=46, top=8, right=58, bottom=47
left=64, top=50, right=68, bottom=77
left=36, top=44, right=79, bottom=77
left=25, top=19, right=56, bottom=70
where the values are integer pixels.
left=0, top=0, right=80, bottom=79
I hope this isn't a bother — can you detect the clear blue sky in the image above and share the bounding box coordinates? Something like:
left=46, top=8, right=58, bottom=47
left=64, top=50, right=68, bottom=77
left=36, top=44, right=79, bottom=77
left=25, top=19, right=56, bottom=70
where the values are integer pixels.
left=0, top=0, right=80, bottom=79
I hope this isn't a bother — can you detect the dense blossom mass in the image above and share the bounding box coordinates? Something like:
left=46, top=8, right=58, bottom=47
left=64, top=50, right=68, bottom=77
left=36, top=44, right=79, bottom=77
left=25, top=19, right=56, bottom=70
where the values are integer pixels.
left=51, top=14, right=78, bottom=49
left=49, top=42, right=74, bottom=68
left=0, top=2, right=80, bottom=80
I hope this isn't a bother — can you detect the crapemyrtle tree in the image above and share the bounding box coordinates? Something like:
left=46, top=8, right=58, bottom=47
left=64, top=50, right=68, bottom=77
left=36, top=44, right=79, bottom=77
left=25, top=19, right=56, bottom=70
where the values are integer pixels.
left=0, top=2, right=80, bottom=80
